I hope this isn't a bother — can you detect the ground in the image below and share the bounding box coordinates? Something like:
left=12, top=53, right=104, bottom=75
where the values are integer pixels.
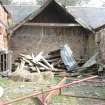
left=0, top=76, right=105, bottom=105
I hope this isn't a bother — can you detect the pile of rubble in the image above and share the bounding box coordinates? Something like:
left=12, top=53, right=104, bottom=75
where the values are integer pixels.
left=10, top=52, right=54, bottom=82
left=45, top=44, right=77, bottom=71
left=10, top=44, right=99, bottom=81
left=10, top=44, right=78, bottom=81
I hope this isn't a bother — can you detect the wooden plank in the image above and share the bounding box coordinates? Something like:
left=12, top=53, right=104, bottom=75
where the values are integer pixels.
left=32, top=52, right=43, bottom=62
left=45, top=55, right=60, bottom=60
left=35, top=66, right=41, bottom=74
left=46, top=58, right=60, bottom=63
left=32, top=52, right=52, bottom=70
left=21, top=54, right=51, bottom=70
left=48, top=49, right=60, bottom=55
left=37, top=62, right=50, bottom=70
left=41, top=56, right=54, bottom=69
left=24, top=23, right=81, bottom=27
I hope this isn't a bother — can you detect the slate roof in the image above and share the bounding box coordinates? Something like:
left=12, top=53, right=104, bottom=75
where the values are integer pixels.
left=5, top=5, right=40, bottom=25
left=67, top=7, right=105, bottom=30
left=4, top=0, right=105, bottom=31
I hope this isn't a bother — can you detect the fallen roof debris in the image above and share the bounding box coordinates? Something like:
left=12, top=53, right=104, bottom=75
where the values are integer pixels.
left=10, top=44, right=101, bottom=81
left=60, top=44, right=77, bottom=72
left=82, top=53, right=98, bottom=68
left=10, top=52, right=54, bottom=82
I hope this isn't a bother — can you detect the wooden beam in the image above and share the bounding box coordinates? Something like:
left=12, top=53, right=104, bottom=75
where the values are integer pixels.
left=24, top=23, right=81, bottom=27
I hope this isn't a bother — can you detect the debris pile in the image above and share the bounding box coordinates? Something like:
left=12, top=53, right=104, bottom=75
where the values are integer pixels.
left=10, top=44, right=99, bottom=81
left=10, top=52, right=54, bottom=82
left=45, top=44, right=77, bottom=72
left=45, top=49, right=63, bottom=69
left=15, top=52, right=54, bottom=71
left=11, top=44, right=78, bottom=81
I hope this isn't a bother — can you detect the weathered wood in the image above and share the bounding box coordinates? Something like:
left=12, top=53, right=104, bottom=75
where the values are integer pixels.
left=24, top=23, right=81, bottom=27
left=35, top=66, right=41, bottom=74
left=96, top=29, right=105, bottom=64
left=11, top=25, right=95, bottom=61
left=46, top=58, right=60, bottom=63
left=41, top=56, right=54, bottom=69
left=20, top=53, right=52, bottom=70
left=31, top=52, right=52, bottom=69
left=48, top=49, right=60, bottom=55
left=38, top=67, right=56, bottom=71
left=22, top=57, right=33, bottom=66
left=37, top=62, right=50, bottom=70
left=20, top=54, right=32, bottom=60
left=16, top=60, right=25, bottom=71
left=45, top=55, right=60, bottom=60
left=32, top=52, right=43, bottom=62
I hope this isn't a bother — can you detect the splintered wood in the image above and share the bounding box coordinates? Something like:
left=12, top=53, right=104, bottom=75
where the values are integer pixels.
left=20, top=52, right=54, bottom=71
left=10, top=52, right=54, bottom=82
left=45, top=49, right=66, bottom=70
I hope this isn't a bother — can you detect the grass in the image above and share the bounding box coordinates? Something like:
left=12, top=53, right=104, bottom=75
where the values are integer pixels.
left=0, top=76, right=61, bottom=105
left=0, top=76, right=105, bottom=105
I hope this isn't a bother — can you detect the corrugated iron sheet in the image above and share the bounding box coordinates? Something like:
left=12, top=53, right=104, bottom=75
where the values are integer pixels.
left=82, top=53, right=98, bottom=68
left=60, top=44, right=77, bottom=72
